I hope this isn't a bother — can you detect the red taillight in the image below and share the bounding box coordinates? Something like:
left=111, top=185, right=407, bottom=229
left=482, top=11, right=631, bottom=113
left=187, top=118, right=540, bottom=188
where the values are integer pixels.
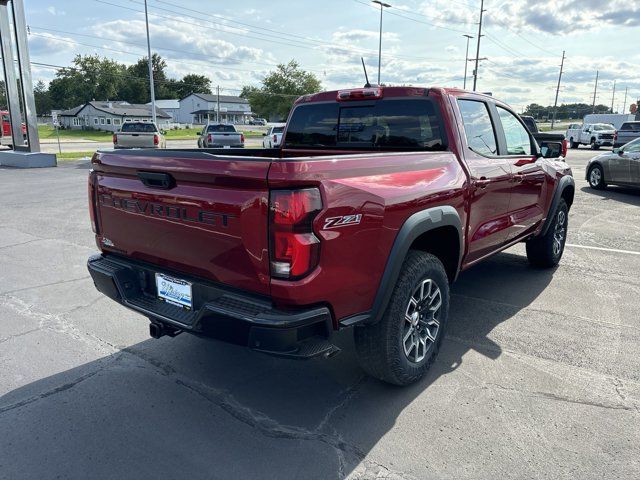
left=88, top=172, right=99, bottom=234
left=112, top=134, right=117, bottom=144
left=273, top=134, right=277, bottom=143
left=207, top=134, right=212, bottom=144
left=614, top=131, right=618, bottom=141
left=337, top=87, right=383, bottom=101
left=153, top=134, right=159, bottom=145
left=241, top=133, right=245, bottom=143
left=561, top=139, right=568, bottom=158
left=270, top=188, right=322, bottom=279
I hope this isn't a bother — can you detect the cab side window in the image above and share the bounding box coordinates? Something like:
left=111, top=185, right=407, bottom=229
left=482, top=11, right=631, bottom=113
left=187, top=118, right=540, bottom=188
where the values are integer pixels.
left=496, top=107, right=532, bottom=155
left=458, top=100, right=497, bottom=156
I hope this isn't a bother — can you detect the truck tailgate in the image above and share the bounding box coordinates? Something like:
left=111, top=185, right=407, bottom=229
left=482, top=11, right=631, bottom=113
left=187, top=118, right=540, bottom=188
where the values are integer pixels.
left=91, top=150, right=271, bottom=295
left=116, top=132, right=156, bottom=148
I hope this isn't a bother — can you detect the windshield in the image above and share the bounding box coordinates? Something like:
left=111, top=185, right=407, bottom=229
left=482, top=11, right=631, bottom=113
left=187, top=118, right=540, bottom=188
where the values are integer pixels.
left=121, top=122, right=157, bottom=133
left=273, top=127, right=284, bottom=134
left=593, top=124, right=615, bottom=131
left=285, top=98, right=445, bottom=150
left=207, top=124, right=236, bottom=133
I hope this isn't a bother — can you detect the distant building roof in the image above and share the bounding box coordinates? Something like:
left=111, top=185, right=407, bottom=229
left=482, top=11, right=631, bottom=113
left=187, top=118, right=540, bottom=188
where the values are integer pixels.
left=59, top=100, right=171, bottom=118
left=190, top=109, right=252, bottom=115
left=147, top=99, right=180, bottom=110
left=181, top=93, right=249, bottom=104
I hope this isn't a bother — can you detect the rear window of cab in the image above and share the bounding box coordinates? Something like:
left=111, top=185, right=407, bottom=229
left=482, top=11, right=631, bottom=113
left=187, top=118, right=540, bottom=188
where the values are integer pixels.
left=284, top=99, right=446, bottom=150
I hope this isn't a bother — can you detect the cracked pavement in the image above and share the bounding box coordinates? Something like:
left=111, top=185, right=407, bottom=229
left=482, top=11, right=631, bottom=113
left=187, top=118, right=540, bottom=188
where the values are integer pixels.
left=1, top=150, right=639, bottom=479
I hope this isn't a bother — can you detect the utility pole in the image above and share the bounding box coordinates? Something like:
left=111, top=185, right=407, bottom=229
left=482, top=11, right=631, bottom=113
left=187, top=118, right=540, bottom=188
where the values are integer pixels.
left=143, top=0, right=156, bottom=125
left=216, top=85, right=220, bottom=123
left=472, top=0, right=485, bottom=91
left=592, top=70, right=599, bottom=114
left=610, top=80, right=616, bottom=113
left=551, top=50, right=565, bottom=129
left=463, top=34, right=473, bottom=90
left=623, top=86, right=628, bottom=114
left=372, top=1, right=391, bottom=85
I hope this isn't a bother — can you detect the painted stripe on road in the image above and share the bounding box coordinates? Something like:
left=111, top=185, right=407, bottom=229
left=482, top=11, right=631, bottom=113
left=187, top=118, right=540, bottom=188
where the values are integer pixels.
left=566, top=243, right=640, bottom=256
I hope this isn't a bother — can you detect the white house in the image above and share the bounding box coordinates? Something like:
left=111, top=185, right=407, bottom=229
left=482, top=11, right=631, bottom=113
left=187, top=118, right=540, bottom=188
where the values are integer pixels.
left=146, top=99, right=180, bottom=122
left=177, top=93, right=252, bottom=125
left=58, top=101, right=171, bottom=132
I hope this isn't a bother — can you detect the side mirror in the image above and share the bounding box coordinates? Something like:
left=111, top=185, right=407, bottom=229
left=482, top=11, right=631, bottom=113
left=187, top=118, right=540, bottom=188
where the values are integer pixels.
left=615, top=148, right=623, bottom=155
left=540, top=141, right=563, bottom=159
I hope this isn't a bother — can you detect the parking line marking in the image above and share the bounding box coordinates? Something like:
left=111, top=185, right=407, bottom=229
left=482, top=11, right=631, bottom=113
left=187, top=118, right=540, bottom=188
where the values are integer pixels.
left=565, top=243, right=640, bottom=256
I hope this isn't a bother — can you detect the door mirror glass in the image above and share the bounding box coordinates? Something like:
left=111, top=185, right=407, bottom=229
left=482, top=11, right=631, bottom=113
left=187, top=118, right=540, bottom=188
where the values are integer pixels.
left=540, top=141, right=562, bottom=158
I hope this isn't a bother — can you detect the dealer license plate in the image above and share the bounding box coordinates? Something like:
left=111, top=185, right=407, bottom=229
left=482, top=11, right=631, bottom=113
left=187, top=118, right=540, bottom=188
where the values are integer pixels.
left=155, top=273, right=192, bottom=310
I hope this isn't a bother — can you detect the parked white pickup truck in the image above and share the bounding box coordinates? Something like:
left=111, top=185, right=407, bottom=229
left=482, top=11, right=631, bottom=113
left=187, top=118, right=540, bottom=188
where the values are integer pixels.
left=113, top=122, right=166, bottom=149
left=565, top=123, right=616, bottom=150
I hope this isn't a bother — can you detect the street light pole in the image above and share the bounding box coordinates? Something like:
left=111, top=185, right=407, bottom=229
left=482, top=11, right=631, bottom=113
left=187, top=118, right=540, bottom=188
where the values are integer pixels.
left=144, top=0, right=157, bottom=125
left=372, top=1, right=391, bottom=86
left=463, top=34, right=473, bottom=90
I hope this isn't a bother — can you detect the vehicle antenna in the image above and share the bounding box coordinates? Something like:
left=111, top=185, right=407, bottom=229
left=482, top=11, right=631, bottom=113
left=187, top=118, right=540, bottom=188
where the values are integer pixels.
left=361, top=57, right=372, bottom=88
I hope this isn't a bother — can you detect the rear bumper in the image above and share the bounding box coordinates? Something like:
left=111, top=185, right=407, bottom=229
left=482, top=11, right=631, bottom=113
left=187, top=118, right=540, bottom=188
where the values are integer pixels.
left=87, top=254, right=337, bottom=358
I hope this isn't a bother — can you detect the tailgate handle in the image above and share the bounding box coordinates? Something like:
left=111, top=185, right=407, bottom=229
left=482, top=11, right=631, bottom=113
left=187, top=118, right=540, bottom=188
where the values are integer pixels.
left=137, top=171, right=175, bottom=189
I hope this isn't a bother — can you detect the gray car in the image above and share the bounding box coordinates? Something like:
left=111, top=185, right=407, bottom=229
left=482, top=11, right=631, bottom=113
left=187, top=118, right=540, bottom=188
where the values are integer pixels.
left=586, top=137, right=640, bottom=189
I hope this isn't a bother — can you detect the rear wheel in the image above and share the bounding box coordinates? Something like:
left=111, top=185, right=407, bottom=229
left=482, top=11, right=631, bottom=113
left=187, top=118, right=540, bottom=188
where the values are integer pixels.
left=588, top=164, right=606, bottom=190
left=590, top=138, right=600, bottom=150
left=569, top=137, right=578, bottom=149
left=354, top=251, right=449, bottom=386
left=526, top=199, right=568, bottom=268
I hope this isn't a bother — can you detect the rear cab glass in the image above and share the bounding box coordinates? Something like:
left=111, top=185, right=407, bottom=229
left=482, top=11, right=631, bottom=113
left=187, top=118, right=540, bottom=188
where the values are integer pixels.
left=207, top=124, right=236, bottom=133
left=284, top=98, right=446, bottom=150
left=121, top=122, right=157, bottom=133
left=273, top=126, right=285, bottom=134
left=621, top=122, right=640, bottom=131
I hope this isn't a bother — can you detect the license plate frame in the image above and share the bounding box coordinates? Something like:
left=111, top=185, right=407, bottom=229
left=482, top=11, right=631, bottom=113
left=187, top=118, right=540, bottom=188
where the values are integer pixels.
left=155, top=273, right=193, bottom=310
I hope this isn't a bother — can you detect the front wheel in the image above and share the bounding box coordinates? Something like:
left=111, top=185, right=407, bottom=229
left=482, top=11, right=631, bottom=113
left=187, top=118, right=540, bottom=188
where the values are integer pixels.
left=354, top=251, right=449, bottom=386
left=590, top=138, right=600, bottom=150
left=569, top=137, right=578, bottom=149
left=526, top=199, right=568, bottom=268
left=588, top=165, right=606, bottom=190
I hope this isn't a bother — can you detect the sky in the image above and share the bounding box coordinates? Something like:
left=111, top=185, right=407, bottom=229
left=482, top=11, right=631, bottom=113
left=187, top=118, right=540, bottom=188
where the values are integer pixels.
left=21, top=0, right=640, bottom=112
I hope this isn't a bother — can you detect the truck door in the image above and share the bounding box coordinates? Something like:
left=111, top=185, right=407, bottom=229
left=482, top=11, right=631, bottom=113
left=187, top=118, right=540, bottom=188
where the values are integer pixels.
left=457, top=99, right=513, bottom=263
left=492, top=105, right=546, bottom=241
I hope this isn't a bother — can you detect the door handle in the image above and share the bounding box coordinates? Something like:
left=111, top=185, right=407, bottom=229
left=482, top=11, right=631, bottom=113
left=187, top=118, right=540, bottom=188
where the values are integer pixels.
left=476, top=177, right=490, bottom=189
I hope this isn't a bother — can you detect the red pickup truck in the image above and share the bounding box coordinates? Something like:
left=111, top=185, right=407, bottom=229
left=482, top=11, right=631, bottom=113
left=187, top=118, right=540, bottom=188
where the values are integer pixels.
left=87, top=86, right=574, bottom=385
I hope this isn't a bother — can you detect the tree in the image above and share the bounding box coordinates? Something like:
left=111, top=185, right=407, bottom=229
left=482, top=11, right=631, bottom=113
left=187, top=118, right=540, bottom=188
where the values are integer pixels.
left=121, top=53, right=174, bottom=103
left=0, top=80, right=6, bottom=109
left=34, top=80, right=53, bottom=115
left=49, top=54, right=127, bottom=108
left=175, top=74, right=212, bottom=98
left=241, top=60, right=321, bottom=120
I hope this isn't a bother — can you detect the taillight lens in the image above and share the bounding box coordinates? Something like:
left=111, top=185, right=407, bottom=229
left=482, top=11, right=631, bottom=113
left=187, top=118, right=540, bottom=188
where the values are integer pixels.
left=153, top=134, right=159, bottom=145
left=614, top=131, right=618, bottom=141
left=337, top=87, right=383, bottom=101
left=112, top=134, right=117, bottom=144
left=561, top=139, right=568, bottom=158
left=207, top=134, right=212, bottom=144
left=270, top=188, right=322, bottom=279
left=88, top=172, right=99, bottom=234
left=273, top=134, right=277, bottom=143
left=241, top=133, right=245, bottom=143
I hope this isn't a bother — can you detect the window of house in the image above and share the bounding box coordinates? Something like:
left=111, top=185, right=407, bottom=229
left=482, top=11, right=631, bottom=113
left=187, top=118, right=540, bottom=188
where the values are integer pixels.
left=100, top=117, right=105, bottom=125
left=72, top=118, right=82, bottom=126
left=497, top=107, right=532, bottom=155
left=458, top=100, right=498, bottom=156
left=106, top=118, right=112, bottom=125
left=113, top=118, right=121, bottom=125
left=94, top=118, right=99, bottom=125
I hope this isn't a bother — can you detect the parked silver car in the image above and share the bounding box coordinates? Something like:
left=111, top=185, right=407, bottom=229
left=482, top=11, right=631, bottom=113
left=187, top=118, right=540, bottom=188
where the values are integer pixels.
left=586, top=137, right=640, bottom=189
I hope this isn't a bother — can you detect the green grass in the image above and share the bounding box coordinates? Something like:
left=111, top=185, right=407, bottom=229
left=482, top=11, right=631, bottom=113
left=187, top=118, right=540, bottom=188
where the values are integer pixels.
left=39, top=124, right=266, bottom=141
left=56, top=151, right=96, bottom=161
left=38, top=125, right=112, bottom=142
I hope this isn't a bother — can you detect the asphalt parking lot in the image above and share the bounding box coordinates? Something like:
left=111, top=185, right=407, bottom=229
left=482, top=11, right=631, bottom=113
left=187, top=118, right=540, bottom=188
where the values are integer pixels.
left=1, top=148, right=639, bottom=479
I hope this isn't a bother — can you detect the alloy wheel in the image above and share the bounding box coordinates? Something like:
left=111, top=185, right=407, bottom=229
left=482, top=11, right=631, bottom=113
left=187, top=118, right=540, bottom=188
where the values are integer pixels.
left=553, top=209, right=567, bottom=256
left=403, top=278, right=442, bottom=363
left=590, top=168, right=601, bottom=187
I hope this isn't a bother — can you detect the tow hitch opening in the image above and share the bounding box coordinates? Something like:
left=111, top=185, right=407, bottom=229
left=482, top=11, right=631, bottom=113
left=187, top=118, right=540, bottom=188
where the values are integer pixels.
left=149, top=321, right=182, bottom=339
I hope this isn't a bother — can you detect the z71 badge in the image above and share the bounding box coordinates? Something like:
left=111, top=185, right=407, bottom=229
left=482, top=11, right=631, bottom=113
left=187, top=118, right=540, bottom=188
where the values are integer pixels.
left=323, top=214, right=362, bottom=229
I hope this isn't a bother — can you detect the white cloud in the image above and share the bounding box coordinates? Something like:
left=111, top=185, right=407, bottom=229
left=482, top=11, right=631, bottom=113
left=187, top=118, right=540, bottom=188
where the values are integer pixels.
left=47, top=6, right=66, bottom=16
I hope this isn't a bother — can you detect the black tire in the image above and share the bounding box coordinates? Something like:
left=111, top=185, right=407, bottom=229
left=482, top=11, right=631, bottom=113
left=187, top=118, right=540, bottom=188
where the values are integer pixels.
left=526, top=199, right=568, bottom=268
left=569, top=137, right=578, bottom=149
left=588, top=164, right=606, bottom=190
left=590, top=138, right=600, bottom=150
left=354, top=251, right=449, bottom=386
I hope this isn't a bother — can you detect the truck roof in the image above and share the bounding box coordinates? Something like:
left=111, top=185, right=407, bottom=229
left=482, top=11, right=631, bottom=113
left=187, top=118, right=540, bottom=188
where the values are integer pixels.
left=293, top=86, right=493, bottom=106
